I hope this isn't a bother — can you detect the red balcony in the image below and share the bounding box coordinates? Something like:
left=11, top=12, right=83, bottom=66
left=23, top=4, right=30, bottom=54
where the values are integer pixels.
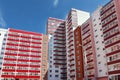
left=107, top=59, right=120, bottom=65
left=54, top=54, right=66, bottom=56
left=70, top=75, right=75, bottom=78
left=54, top=63, right=66, bottom=65
left=29, top=70, right=40, bottom=73
left=82, top=24, right=89, bottom=31
left=86, top=53, right=92, bottom=57
left=61, top=72, right=67, bottom=74
left=7, top=43, right=19, bottom=46
left=86, top=46, right=92, bottom=51
left=16, top=70, right=28, bottom=72
left=83, top=34, right=90, bottom=40
left=30, top=65, right=40, bottom=67
left=18, top=53, right=29, bottom=57
left=3, top=63, right=16, bottom=66
left=82, top=29, right=90, bottom=36
left=17, top=64, right=29, bottom=67
left=102, top=17, right=117, bottom=27
left=101, top=10, right=116, bottom=21
left=5, top=52, right=17, bottom=56
left=69, top=64, right=74, bottom=67
left=4, top=58, right=17, bottom=61
left=87, top=59, right=93, bottom=63
left=8, top=34, right=20, bottom=37
left=2, top=69, right=15, bottom=72
left=70, top=69, right=75, bottom=72
left=32, top=37, right=42, bottom=40
left=103, top=24, right=118, bottom=34
left=88, top=75, right=94, bottom=77
left=54, top=58, right=66, bottom=61
left=104, top=32, right=119, bottom=41
left=68, top=40, right=73, bottom=44
left=105, top=39, right=120, bottom=48
left=69, top=58, right=74, bottom=62
left=69, top=53, right=74, bottom=57
left=54, top=50, right=66, bottom=52
left=87, top=67, right=94, bottom=70
left=101, top=2, right=114, bottom=15
left=68, top=48, right=74, bottom=52
left=106, top=49, right=120, bottom=56
left=108, top=70, right=120, bottom=75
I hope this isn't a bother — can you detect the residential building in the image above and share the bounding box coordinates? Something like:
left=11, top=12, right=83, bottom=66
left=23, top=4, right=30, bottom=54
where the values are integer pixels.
left=0, top=28, right=8, bottom=79
left=0, top=28, right=42, bottom=80
left=74, top=26, right=84, bottom=80
left=47, top=17, right=66, bottom=80
left=41, top=35, right=48, bottom=80
left=91, top=7, right=108, bottom=80
left=81, top=18, right=97, bottom=80
left=65, top=8, right=89, bottom=80
left=100, top=0, right=120, bottom=79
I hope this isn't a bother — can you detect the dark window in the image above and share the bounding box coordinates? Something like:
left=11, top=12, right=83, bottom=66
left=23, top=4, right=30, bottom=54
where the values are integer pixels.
left=50, top=70, right=52, bottom=72
left=55, top=75, right=59, bottom=77
left=55, top=70, right=59, bottom=73
left=50, top=75, right=52, bottom=77
left=109, top=57, right=112, bottom=61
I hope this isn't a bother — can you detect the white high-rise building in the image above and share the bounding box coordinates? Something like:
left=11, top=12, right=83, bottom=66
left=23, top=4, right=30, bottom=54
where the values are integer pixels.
left=65, top=8, right=89, bottom=80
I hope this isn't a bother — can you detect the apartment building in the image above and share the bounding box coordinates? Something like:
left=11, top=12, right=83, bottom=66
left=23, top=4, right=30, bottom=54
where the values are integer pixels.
left=0, top=28, right=8, bottom=79
left=81, top=18, right=97, bottom=80
left=47, top=17, right=67, bottom=80
left=0, top=28, right=42, bottom=80
left=66, top=8, right=89, bottom=80
left=100, top=0, right=120, bottom=80
left=74, top=26, right=84, bottom=80
left=91, top=7, right=108, bottom=80
left=41, top=35, right=48, bottom=80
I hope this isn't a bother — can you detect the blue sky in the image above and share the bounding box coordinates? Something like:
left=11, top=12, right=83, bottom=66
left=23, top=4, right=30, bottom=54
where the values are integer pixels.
left=0, top=0, right=110, bottom=34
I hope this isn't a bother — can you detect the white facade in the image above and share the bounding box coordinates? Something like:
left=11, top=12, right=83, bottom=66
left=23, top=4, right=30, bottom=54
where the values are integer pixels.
left=48, top=35, right=60, bottom=80
left=0, top=28, right=8, bottom=78
left=66, top=8, right=90, bottom=80
left=91, top=7, right=108, bottom=78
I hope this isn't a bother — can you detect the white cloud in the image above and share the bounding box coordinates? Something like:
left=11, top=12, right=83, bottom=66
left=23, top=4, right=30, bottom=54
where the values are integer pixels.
left=0, top=9, right=7, bottom=28
left=53, top=0, right=59, bottom=7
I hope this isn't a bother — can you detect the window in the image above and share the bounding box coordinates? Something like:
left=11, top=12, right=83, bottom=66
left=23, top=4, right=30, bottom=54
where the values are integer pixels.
left=55, top=66, right=59, bottom=68
left=98, top=62, right=101, bottom=64
left=97, top=48, right=99, bottom=50
left=109, top=57, right=112, bottom=61
left=94, top=29, right=97, bottom=32
left=55, top=75, right=59, bottom=77
left=50, top=65, right=52, bottom=68
left=50, top=70, right=52, bottom=72
left=96, top=41, right=99, bottom=44
left=99, top=69, right=102, bottom=72
left=50, top=75, right=52, bottom=77
left=95, top=35, right=98, bottom=37
left=97, top=54, right=100, bottom=57
left=55, top=70, right=59, bottom=73
left=78, top=73, right=80, bottom=78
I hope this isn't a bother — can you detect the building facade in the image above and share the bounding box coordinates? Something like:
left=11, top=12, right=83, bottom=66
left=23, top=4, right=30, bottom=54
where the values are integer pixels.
left=0, top=28, right=42, bottom=80
left=100, top=0, right=120, bottom=80
left=41, top=35, right=48, bottom=80
left=91, top=7, right=108, bottom=80
left=0, top=28, right=8, bottom=79
left=47, top=17, right=67, bottom=80
left=74, top=26, right=84, bottom=80
left=81, top=18, right=98, bottom=80
left=65, top=8, right=89, bottom=80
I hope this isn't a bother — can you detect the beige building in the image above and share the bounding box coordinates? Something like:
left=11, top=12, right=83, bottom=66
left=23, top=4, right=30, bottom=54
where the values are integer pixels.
left=41, top=35, right=49, bottom=80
